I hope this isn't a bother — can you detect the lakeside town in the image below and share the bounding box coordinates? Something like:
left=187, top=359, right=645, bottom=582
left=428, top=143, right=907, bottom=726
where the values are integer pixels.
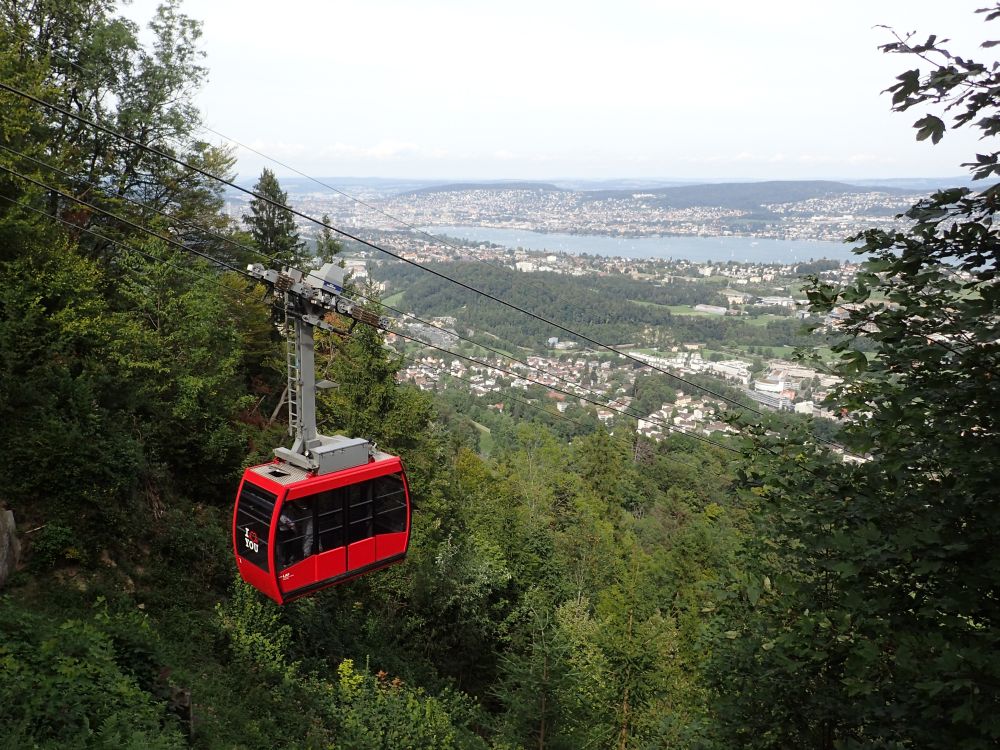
left=221, top=181, right=909, bottom=450
left=373, top=187, right=919, bottom=241
left=326, top=226, right=861, bottom=284
left=225, top=181, right=921, bottom=243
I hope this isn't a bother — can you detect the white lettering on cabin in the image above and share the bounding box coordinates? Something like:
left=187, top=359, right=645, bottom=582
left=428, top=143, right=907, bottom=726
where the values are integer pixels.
left=244, top=527, right=259, bottom=553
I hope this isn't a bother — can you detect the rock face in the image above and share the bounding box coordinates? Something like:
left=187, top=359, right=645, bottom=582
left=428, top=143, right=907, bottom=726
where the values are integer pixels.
left=0, top=510, right=21, bottom=589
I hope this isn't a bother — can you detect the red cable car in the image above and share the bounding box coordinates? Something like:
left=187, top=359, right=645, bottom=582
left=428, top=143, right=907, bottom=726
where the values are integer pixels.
left=233, top=264, right=411, bottom=604
left=233, top=448, right=410, bottom=605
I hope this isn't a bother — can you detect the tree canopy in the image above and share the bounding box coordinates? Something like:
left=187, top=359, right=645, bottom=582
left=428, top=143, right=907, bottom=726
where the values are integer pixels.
left=710, top=9, right=1000, bottom=747
left=243, top=168, right=304, bottom=267
left=1, top=2, right=998, bottom=748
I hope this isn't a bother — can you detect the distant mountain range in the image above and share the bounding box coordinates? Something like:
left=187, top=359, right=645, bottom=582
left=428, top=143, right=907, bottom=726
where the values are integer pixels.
left=401, top=179, right=922, bottom=209
left=843, top=177, right=975, bottom=191
left=404, top=181, right=566, bottom=195
left=230, top=176, right=976, bottom=208
left=582, top=180, right=917, bottom=209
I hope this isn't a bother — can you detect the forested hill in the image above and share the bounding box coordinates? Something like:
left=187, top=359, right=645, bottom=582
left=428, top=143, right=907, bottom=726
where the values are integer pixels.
left=1, top=2, right=999, bottom=749
left=0, top=5, right=748, bottom=746
left=381, top=260, right=704, bottom=348
left=404, top=181, right=565, bottom=195
left=581, top=179, right=915, bottom=207
left=377, top=260, right=821, bottom=351
left=402, top=179, right=915, bottom=207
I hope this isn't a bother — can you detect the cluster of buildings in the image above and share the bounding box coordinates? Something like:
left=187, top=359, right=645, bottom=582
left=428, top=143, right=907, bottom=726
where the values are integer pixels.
left=367, top=187, right=916, bottom=242
left=761, top=192, right=917, bottom=241
left=634, top=349, right=753, bottom=384
left=637, top=391, right=736, bottom=441
left=399, top=353, right=619, bottom=402
left=379, top=188, right=754, bottom=237
left=225, top=182, right=918, bottom=245
left=633, top=348, right=840, bottom=425
left=747, top=362, right=840, bottom=417
left=397, top=339, right=844, bottom=447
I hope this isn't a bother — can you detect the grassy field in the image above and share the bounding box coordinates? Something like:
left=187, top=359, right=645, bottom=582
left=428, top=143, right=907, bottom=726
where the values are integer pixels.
left=382, top=291, right=405, bottom=307
left=628, top=299, right=671, bottom=309
left=723, top=344, right=839, bottom=363
left=470, top=420, right=493, bottom=456
left=630, top=300, right=801, bottom=327
left=629, top=300, right=729, bottom=317
left=741, top=313, right=791, bottom=327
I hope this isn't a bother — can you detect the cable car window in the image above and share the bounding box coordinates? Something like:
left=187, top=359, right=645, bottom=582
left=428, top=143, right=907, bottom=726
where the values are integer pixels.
left=347, top=482, right=373, bottom=544
left=316, top=489, right=345, bottom=552
left=236, top=482, right=275, bottom=572
left=373, top=474, right=407, bottom=535
left=277, top=498, right=314, bottom=571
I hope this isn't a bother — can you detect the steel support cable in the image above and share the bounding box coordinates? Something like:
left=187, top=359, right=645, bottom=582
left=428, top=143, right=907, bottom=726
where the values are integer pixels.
left=2, top=165, right=703, bottom=443
left=0, top=84, right=794, bottom=420
left=0, top=82, right=846, bottom=457
left=0, top=143, right=657, bottom=424
left=1, top=52, right=856, bottom=456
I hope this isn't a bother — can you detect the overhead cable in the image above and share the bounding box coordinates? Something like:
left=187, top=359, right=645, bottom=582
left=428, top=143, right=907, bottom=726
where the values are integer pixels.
left=0, top=79, right=848, bottom=456
left=0, top=82, right=780, bottom=418
left=0, top=163, right=703, bottom=443
left=0, top=144, right=655, bottom=423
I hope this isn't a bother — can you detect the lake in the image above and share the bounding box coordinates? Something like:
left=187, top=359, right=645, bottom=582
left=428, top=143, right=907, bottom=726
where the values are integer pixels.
left=424, top=225, right=863, bottom=264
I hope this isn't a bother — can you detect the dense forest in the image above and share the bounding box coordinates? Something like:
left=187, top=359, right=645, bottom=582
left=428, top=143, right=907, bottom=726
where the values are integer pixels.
left=377, top=260, right=724, bottom=349
left=580, top=180, right=911, bottom=210
left=377, top=260, right=866, bottom=354
left=0, top=2, right=998, bottom=749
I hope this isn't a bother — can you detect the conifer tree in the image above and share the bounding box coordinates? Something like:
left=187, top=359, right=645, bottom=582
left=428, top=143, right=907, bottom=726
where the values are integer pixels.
left=316, top=213, right=344, bottom=266
left=243, top=168, right=304, bottom=267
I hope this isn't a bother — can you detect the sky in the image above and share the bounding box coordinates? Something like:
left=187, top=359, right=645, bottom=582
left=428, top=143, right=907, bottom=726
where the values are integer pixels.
left=123, top=0, right=994, bottom=181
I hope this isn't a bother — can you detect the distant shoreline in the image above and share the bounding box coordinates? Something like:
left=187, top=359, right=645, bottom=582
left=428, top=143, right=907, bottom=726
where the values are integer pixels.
left=419, top=225, right=862, bottom=263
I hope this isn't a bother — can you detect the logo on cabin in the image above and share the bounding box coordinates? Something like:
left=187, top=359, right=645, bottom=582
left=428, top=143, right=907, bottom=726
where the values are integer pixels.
left=244, top=528, right=259, bottom=553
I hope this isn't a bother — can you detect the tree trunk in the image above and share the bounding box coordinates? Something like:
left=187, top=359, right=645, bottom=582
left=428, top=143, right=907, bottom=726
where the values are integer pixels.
left=267, top=385, right=288, bottom=427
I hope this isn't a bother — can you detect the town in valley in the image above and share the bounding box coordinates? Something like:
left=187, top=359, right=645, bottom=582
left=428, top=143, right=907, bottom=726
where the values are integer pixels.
left=219, top=178, right=947, bottom=453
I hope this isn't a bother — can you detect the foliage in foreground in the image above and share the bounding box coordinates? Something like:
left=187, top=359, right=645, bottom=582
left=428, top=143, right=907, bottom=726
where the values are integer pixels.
left=1, top=2, right=999, bottom=748
left=710, top=10, right=1000, bottom=748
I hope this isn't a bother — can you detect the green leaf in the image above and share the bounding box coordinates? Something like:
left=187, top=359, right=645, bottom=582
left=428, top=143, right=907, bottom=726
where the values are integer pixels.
left=914, top=114, right=946, bottom=144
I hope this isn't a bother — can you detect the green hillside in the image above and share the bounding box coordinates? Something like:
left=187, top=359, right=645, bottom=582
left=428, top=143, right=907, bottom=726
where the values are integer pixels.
left=0, top=3, right=997, bottom=749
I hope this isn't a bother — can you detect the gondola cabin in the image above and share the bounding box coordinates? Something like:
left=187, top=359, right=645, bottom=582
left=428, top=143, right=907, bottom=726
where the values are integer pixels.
left=233, top=445, right=411, bottom=605
left=233, top=262, right=410, bottom=604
